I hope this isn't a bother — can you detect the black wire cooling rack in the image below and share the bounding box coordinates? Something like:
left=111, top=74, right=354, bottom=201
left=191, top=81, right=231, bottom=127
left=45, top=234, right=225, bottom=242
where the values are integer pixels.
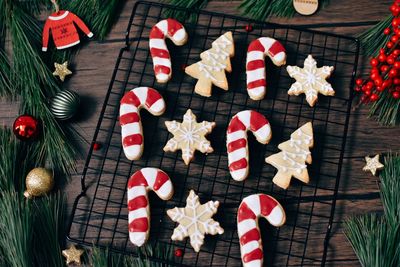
left=67, top=1, right=360, bottom=266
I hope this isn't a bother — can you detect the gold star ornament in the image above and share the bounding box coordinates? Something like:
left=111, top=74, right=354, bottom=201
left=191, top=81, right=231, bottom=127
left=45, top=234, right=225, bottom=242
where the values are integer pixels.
left=62, top=245, right=84, bottom=265
left=53, top=61, right=72, bottom=82
left=363, top=154, right=384, bottom=176
left=287, top=55, right=335, bottom=107
left=163, top=109, right=215, bottom=165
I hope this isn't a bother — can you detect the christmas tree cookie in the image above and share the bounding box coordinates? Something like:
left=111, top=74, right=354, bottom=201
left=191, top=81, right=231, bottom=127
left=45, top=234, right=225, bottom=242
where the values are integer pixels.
left=265, top=122, right=314, bottom=189
left=167, top=190, right=224, bottom=252
left=287, top=55, right=335, bottom=107
left=185, top=32, right=235, bottom=97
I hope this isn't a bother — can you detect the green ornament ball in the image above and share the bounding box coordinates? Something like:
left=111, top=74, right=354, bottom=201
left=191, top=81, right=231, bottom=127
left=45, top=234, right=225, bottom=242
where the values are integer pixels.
left=50, top=90, right=80, bottom=120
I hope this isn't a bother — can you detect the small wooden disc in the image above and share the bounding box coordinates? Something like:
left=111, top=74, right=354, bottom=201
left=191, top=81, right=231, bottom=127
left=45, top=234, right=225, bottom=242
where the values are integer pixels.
left=293, top=0, right=319, bottom=16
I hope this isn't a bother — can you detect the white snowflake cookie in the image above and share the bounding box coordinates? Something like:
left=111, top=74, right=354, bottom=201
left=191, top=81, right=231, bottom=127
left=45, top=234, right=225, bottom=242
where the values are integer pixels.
left=286, top=55, right=335, bottom=107
left=163, top=109, right=215, bottom=165
left=167, top=190, right=224, bottom=252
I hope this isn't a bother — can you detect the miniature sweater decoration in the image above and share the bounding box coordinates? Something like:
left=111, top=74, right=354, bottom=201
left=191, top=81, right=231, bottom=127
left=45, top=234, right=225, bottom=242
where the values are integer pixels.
left=42, top=10, right=93, bottom=51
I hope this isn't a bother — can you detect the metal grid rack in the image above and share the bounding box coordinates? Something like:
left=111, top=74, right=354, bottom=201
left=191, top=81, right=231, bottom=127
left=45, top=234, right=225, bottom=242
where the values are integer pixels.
left=67, top=1, right=360, bottom=266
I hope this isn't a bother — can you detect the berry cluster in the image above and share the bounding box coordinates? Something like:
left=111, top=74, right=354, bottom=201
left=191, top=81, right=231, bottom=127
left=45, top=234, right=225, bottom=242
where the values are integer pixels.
left=355, top=1, right=400, bottom=102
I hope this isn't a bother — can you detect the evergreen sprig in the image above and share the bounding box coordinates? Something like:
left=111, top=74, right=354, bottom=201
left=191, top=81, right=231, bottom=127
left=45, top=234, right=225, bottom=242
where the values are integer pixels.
left=344, top=153, right=400, bottom=267
left=368, top=84, right=400, bottom=126
left=164, top=0, right=209, bottom=22
left=359, top=15, right=392, bottom=57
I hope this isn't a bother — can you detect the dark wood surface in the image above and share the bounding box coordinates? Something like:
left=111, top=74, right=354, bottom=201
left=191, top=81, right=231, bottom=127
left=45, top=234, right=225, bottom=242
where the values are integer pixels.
left=2, top=0, right=399, bottom=266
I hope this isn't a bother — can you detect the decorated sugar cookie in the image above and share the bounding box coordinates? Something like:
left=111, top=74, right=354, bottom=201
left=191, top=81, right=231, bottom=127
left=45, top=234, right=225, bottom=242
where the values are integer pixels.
left=237, top=194, right=286, bottom=267
left=149, top=18, right=188, bottom=83
left=286, top=55, right=335, bottom=107
left=167, top=190, right=224, bottom=252
left=265, top=122, right=314, bottom=189
left=163, top=109, right=215, bottom=165
left=185, top=32, right=235, bottom=97
left=127, top=168, right=174, bottom=246
left=120, top=87, right=166, bottom=160
left=227, top=110, right=272, bottom=181
left=293, top=0, right=319, bottom=16
left=246, top=37, right=287, bottom=100
left=363, top=154, right=384, bottom=176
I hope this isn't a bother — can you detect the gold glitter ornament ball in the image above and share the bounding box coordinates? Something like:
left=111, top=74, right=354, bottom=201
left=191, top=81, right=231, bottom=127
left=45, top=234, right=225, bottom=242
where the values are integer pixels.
left=24, top=168, right=54, bottom=198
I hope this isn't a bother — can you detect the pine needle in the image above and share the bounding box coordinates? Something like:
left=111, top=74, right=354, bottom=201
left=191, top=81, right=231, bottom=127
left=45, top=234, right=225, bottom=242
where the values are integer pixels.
left=368, top=87, right=400, bottom=126
left=359, top=15, right=392, bottom=57
left=164, top=0, right=209, bottom=22
left=380, top=153, right=400, bottom=225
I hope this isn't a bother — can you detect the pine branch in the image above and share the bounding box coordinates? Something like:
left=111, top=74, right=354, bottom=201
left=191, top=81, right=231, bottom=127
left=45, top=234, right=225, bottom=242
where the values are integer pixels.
left=164, top=0, right=209, bottom=22
left=368, top=89, right=400, bottom=126
left=380, top=153, right=400, bottom=225
left=359, top=15, right=392, bottom=57
left=0, top=50, right=13, bottom=98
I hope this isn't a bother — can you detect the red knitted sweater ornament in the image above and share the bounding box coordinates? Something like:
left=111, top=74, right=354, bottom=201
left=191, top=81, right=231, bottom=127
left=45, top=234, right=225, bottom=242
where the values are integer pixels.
left=42, top=10, right=93, bottom=51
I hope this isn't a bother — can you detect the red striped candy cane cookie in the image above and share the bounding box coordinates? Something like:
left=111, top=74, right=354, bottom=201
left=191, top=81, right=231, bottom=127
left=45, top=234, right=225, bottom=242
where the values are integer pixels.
left=120, top=87, right=166, bottom=161
left=237, top=194, right=286, bottom=267
left=127, top=168, right=174, bottom=246
left=149, top=18, right=188, bottom=83
left=227, top=110, right=272, bottom=181
left=246, top=37, right=287, bottom=100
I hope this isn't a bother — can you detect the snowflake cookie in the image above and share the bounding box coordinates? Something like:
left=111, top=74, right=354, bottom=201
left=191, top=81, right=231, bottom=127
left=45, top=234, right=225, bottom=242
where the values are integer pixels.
left=163, top=109, right=216, bottom=165
left=286, top=55, right=335, bottom=107
left=167, top=190, right=224, bottom=252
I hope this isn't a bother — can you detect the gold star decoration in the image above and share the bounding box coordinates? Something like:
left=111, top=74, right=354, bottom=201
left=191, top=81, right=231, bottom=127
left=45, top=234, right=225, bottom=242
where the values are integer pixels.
left=53, top=61, right=72, bottom=82
left=363, top=154, right=384, bottom=176
left=286, top=55, right=335, bottom=107
left=62, top=245, right=84, bottom=265
left=163, top=109, right=215, bottom=165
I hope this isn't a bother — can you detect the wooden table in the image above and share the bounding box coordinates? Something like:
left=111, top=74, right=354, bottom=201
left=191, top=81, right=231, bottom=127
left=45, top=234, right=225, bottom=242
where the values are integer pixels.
left=3, top=0, right=398, bottom=266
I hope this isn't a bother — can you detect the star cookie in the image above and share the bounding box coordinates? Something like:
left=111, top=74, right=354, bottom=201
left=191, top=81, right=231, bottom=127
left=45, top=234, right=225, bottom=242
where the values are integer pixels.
left=62, top=245, right=84, bottom=265
left=163, top=109, right=215, bottom=165
left=286, top=55, right=335, bottom=107
left=363, top=154, right=384, bottom=176
left=167, top=190, right=224, bottom=252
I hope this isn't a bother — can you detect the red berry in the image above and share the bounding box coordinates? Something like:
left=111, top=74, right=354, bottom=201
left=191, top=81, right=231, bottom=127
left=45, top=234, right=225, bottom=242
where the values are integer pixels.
left=365, top=89, right=372, bottom=96
left=384, top=27, right=391, bottom=35
left=378, top=54, right=387, bottom=62
left=376, top=86, right=383, bottom=92
left=354, top=86, right=361, bottom=92
left=371, top=67, right=379, bottom=74
left=370, top=72, right=379, bottom=80
left=392, top=35, right=399, bottom=43
left=366, top=81, right=374, bottom=90
left=370, top=58, right=379, bottom=67
left=391, top=4, right=400, bottom=16
left=245, top=24, right=253, bottom=32
left=380, top=48, right=386, bottom=54
left=355, top=78, right=363, bottom=86
left=93, top=142, right=101, bottom=151
left=387, top=56, right=395, bottom=65
left=393, top=91, right=400, bottom=99
left=394, top=78, right=400, bottom=85
left=381, top=65, right=390, bottom=72
left=392, top=18, right=400, bottom=27
left=374, top=78, right=383, bottom=87
left=390, top=68, right=398, bottom=77
left=387, top=41, right=394, bottom=49
left=174, top=248, right=183, bottom=257
left=395, top=49, right=400, bottom=56
left=370, top=93, right=379, bottom=102
left=382, top=79, right=393, bottom=89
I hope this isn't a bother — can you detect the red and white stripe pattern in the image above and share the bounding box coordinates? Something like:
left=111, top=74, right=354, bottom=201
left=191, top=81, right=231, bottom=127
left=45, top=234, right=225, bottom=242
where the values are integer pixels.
left=120, top=87, right=166, bottom=161
left=149, top=18, right=188, bottom=83
left=237, top=194, right=286, bottom=267
left=227, top=110, right=272, bottom=181
left=127, top=168, right=174, bottom=247
left=246, top=37, right=287, bottom=100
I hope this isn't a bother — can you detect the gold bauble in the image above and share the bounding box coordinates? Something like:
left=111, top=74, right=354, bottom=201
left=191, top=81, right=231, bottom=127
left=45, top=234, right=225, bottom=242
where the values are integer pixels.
left=24, top=168, right=54, bottom=198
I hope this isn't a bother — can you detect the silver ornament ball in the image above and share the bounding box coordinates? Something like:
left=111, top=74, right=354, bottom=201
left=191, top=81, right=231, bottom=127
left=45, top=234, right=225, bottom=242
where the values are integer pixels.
left=50, top=90, right=80, bottom=120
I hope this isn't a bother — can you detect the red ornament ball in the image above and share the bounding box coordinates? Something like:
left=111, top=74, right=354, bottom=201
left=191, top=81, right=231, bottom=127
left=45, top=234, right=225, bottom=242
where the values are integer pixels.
left=245, top=24, right=253, bottom=32
left=174, top=248, right=183, bottom=257
left=93, top=142, right=102, bottom=151
left=13, top=115, right=40, bottom=141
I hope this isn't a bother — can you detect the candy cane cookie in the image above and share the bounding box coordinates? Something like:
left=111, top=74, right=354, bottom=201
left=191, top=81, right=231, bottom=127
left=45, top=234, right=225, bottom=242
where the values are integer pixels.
left=246, top=37, right=286, bottom=100
left=120, top=87, right=166, bottom=161
left=227, top=110, right=272, bottom=181
left=237, top=194, right=286, bottom=267
left=127, top=168, right=174, bottom=246
left=149, top=18, right=188, bottom=83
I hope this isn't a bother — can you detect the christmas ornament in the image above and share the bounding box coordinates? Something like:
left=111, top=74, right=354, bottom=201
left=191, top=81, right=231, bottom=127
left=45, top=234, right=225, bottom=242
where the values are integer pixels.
left=62, top=245, right=84, bottom=265
left=50, top=90, right=80, bottom=120
left=293, top=0, right=319, bottom=16
left=23, top=168, right=54, bottom=198
left=363, top=154, right=385, bottom=176
left=53, top=61, right=72, bottom=82
left=42, top=0, right=93, bottom=52
left=174, top=248, right=183, bottom=257
left=13, top=114, right=40, bottom=141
